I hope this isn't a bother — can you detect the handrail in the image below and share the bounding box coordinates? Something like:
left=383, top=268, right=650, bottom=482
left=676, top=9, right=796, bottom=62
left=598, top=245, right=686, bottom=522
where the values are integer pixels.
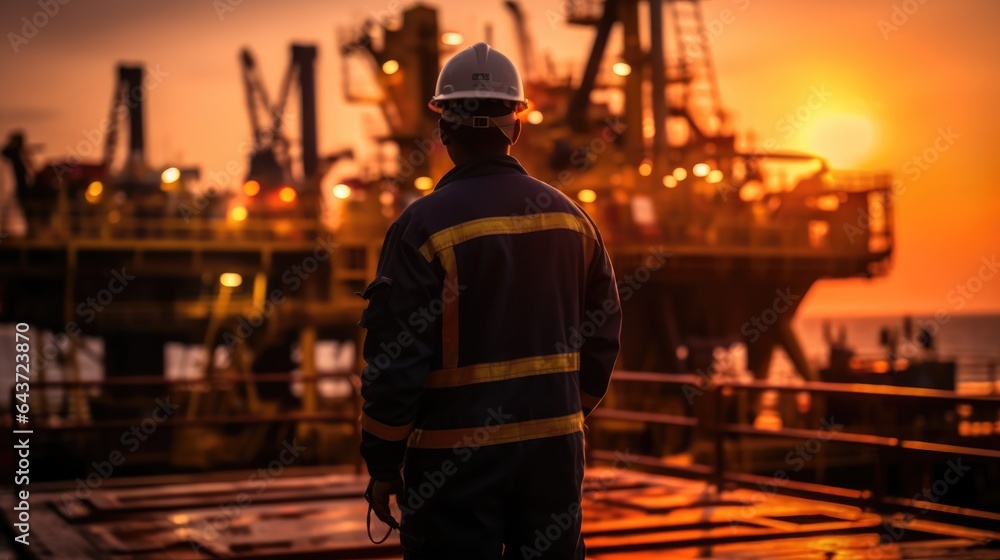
left=586, top=369, right=1000, bottom=510
left=21, top=370, right=353, bottom=389
left=5, top=370, right=365, bottom=473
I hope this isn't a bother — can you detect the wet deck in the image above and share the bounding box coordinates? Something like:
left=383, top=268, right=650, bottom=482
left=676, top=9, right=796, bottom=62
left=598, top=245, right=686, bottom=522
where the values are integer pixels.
left=4, top=467, right=998, bottom=559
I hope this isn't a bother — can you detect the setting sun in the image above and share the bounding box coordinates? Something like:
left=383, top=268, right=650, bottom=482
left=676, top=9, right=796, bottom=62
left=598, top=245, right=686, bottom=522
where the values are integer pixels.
left=805, top=113, right=877, bottom=169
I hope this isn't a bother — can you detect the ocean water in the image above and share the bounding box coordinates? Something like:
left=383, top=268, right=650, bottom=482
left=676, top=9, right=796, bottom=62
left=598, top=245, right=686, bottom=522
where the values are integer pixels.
left=792, top=313, right=999, bottom=390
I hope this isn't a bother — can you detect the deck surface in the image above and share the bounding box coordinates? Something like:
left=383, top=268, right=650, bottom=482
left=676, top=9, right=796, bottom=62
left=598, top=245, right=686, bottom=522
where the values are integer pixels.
left=3, top=468, right=998, bottom=559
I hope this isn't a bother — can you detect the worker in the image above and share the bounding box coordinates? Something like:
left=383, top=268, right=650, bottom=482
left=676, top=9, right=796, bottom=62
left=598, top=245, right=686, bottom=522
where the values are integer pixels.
left=2, top=132, right=41, bottom=235
left=359, top=42, right=621, bottom=559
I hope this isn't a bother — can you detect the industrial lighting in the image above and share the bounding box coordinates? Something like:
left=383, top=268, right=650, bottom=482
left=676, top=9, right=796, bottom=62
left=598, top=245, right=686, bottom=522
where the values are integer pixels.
left=382, top=59, right=400, bottom=75
left=527, top=110, right=544, bottom=125
left=230, top=205, right=248, bottom=221
left=279, top=186, right=297, bottom=203
left=161, top=167, right=180, bottom=184
left=414, top=176, right=434, bottom=191
left=85, top=181, right=103, bottom=203
left=672, top=167, right=688, bottom=181
left=577, top=189, right=597, bottom=203
left=219, top=273, right=243, bottom=288
left=692, top=163, right=710, bottom=177
left=612, top=62, right=631, bottom=77
left=662, top=175, right=678, bottom=188
left=816, top=194, right=840, bottom=212
left=706, top=170, right=723, bottom=184
left=332, top=183, right=352, bottom=199
left=441, top=32, right=463, bottom=46
left=739, top=181, right=763, bottom=202
left=243, top=180, right=261, bottom=197
left=385, top=16, right=403, bottom=32
left=638, top=162, right=652, bottom=177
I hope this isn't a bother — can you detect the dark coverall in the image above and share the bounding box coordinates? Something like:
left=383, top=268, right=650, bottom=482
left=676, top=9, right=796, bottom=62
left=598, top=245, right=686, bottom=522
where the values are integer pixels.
left=359, top=154, right=621, bottom=559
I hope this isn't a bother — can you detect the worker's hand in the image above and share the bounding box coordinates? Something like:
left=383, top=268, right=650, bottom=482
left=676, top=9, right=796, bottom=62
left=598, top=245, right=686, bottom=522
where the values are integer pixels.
left=367, top=476, right=402, bottom=529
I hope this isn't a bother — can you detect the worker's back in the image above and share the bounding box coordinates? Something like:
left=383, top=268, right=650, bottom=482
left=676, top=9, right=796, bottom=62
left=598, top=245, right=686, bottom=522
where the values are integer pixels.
left=359, top=154, right=619, bottom=559
left=396, top=155, right=607, bottom=436
left=359, top=42, right=620, bottom=560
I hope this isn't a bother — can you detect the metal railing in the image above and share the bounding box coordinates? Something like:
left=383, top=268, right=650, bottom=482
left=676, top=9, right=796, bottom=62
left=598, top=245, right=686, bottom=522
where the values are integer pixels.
left=587, top=371, right=1000, bottom=513
left=6, top=370, right=365, bottom=473
left=8, top=201, right=326, bottom=243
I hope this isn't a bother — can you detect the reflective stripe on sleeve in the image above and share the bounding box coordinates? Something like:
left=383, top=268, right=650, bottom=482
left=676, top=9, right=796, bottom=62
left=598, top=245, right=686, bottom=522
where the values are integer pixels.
left=361, top=411, right=414, bottom=441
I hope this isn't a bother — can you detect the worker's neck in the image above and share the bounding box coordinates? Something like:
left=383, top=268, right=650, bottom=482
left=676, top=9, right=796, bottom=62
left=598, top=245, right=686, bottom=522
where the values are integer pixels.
left=450, top=148, right=509, bottom=167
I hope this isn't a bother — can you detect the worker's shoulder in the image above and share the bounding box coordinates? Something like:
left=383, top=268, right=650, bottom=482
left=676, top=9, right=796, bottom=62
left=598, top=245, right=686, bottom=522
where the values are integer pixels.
left=451, top=170, right=585, bottom=213
left=389, top=192, right=446, bottom=246
left=393, top=172, right=593, bottom=241
left=517, top=174, right=589, bottom=216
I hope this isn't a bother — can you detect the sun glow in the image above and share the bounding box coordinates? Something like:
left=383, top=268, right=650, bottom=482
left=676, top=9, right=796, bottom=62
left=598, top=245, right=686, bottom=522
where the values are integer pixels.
left=805, top=113, right=876, bottom=168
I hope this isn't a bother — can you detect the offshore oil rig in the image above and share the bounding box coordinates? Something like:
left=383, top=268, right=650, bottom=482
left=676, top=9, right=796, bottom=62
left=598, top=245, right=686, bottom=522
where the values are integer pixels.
left=1, top=0, right=997, bottom=558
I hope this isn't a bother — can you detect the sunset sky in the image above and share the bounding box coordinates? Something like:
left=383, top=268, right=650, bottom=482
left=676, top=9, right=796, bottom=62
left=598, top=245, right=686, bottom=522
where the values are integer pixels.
left=1, top=0, right=998, bottom=317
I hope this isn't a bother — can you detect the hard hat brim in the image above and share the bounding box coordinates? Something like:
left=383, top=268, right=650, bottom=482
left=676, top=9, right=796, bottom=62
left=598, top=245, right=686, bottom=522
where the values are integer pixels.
left=428, top=91, right=528, bottom=114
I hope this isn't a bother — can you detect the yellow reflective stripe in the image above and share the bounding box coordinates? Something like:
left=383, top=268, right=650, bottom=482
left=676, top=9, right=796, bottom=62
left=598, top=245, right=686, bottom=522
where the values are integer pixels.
left=418, top=212, right=597, bottom=261
left=408, top=412, right=584, bottom=449
left=581, top=390, right=604, bottom=410
left=361, top=411, right=414, bottom=441
left=425, top=353, right=580, bottom=388
left=438, top=247, right=459, bottom=369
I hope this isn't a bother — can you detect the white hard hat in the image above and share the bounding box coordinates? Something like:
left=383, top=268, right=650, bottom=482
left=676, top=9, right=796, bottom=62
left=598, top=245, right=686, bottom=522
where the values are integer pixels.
left=428, top=42, right=527, bottom=114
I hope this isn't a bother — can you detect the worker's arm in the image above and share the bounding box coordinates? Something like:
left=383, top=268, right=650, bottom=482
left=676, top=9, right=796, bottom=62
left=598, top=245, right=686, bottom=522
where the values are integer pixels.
left=579, top=223, right=622, bottom=417
left=359, top=221, right=440, bottom=482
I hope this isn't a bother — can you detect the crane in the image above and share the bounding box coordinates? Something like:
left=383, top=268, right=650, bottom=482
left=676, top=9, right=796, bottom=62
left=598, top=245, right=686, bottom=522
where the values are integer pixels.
left=503, top=1, right=535, bottom=83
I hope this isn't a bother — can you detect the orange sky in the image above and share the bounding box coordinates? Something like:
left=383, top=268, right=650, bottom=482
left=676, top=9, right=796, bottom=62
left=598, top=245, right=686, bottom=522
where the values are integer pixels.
left=1, top=0, right=998, bottom=317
